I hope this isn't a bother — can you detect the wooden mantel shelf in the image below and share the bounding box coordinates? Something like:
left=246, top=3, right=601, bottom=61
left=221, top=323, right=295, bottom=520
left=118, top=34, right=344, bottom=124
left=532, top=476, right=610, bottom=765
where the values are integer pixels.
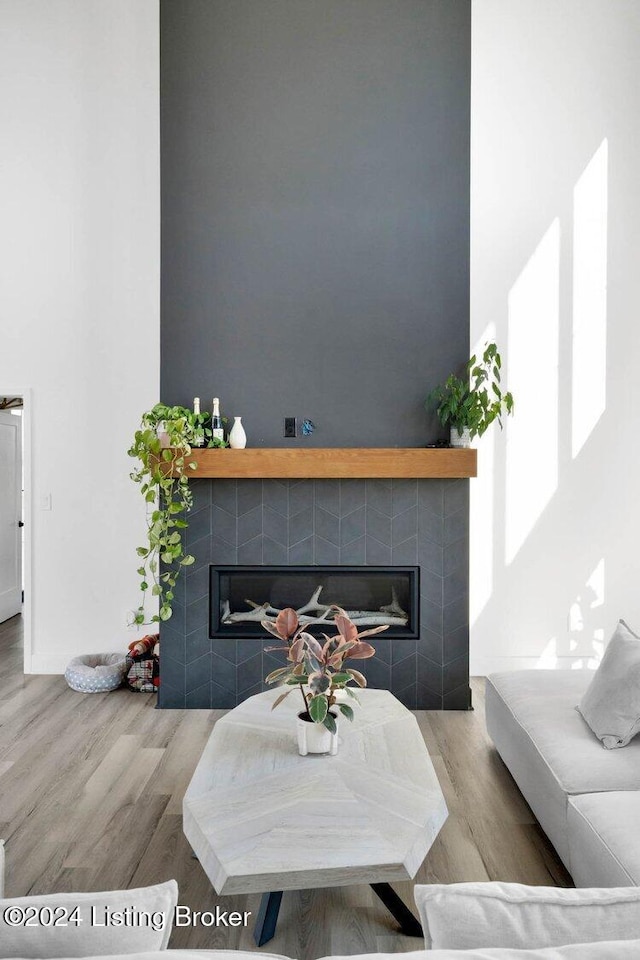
left=183, top=447, right=476, bottom=480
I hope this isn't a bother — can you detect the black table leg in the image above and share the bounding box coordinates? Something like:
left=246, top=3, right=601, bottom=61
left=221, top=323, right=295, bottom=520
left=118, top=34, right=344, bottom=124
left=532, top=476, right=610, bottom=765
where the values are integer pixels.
left=253, top=891, right=283, bottom=947
left=370, top=883, right=423, bottom=937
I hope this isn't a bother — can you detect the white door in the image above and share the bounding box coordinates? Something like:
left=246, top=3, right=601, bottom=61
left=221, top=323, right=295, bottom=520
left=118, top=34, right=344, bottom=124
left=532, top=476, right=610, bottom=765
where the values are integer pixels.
left=0, top=411, right=22, bottom=623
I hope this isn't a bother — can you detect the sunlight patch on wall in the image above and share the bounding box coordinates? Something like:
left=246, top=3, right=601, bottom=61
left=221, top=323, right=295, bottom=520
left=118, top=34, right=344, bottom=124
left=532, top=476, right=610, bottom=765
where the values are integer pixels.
left=505, top=220, right=560, bottom=565
left=470, top=322, right=496, bottom=625
left=572, top=139, right=608, bottom=458
left=567, top=558, right=605, bottom=669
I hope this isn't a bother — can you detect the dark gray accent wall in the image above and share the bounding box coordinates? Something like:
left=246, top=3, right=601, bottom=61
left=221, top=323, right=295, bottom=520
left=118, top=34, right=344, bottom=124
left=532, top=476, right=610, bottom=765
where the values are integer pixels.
left=159, top=478, right=470, bottom=711
left=161, top=0, right=470, bottom=446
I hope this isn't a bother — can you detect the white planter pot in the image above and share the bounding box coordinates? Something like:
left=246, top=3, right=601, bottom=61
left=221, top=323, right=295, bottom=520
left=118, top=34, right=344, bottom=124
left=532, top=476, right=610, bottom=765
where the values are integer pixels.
left=450, top=426, right=471, bottom=448
left=296, top=712, right=339, bottom=756
left=157, top=422, right=170, bottom=448
left=229, top=416, right=247, bottom=449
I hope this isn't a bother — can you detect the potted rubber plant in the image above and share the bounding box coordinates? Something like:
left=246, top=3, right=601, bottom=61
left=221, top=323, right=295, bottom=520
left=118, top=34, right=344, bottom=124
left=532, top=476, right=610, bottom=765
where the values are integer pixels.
left=262, top=607, right=388, bottom=756
left=426, top=341, right=514, bottom=447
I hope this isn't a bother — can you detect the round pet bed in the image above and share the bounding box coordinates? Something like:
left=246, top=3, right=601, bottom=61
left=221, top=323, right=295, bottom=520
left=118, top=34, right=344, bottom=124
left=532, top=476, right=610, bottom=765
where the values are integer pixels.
left=64, top=653, right=127, bottom=693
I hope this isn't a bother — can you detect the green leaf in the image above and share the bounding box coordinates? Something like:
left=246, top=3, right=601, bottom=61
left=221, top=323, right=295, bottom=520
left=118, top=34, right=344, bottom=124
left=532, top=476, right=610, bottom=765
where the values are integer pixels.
left=136, top=547, right=148, bottom=557
left=345, top=686, right=361, bottom=705
left=338, top=703, right=354, bottom=722
left=331, top=672, right=351, bottom=685
left=308, top=694, right=328, bottom=724
left=159, top=604, right=172, bottom=621
left=140, top=581, right=148, bottom=591
left=323, top=712, right=337, bottom=734
left=180, top=554, right=195, bottom=566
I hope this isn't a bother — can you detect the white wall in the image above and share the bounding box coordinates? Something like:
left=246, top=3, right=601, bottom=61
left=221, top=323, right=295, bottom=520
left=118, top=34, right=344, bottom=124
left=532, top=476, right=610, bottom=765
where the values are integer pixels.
left=0, top=0, right=159, bottom=671
left=470, top=0, right=640, bottom=673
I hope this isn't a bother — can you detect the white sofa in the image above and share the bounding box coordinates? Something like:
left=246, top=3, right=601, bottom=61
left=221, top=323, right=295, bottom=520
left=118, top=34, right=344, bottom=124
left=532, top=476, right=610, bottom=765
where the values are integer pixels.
left=486, top=670, right=640, bottom=886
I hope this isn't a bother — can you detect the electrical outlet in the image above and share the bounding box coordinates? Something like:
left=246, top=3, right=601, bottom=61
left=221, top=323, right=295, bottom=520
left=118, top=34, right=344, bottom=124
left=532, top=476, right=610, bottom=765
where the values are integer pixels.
left=283, top=417, right=297, bottom=438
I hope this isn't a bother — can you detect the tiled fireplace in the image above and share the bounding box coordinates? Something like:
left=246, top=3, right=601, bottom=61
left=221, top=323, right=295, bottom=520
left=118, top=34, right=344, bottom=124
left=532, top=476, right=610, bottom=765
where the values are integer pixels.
left=159, top=476, right=470, bottom=710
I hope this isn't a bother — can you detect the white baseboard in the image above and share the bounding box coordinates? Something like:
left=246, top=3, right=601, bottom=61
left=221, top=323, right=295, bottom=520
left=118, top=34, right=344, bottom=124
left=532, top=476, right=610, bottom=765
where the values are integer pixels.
left=471, top=656, right=597, bottom=676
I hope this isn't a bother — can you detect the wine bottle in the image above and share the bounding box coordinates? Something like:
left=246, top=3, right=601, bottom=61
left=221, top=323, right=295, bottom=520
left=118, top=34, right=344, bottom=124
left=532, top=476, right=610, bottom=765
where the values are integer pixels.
left=211, top=398, right=224, bottom=442
left=193, top=397, right=204, bottom=447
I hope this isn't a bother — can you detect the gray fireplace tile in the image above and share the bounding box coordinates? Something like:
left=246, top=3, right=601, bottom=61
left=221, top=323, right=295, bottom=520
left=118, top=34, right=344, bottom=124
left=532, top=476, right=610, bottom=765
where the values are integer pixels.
left=444, top=624, right=469, bottom=663
left=421, top=568, right=443, bottom=606
left=421, top=627, right=443, bottom=664
left=263, top=506, right=288, bottom=545
left=444, top=509, right=467, bottom=547
left=418, top=538, right=443, bottom=576
left=211, top=651, right=237, bottom=694
left=315, top=537, right=340, bottom=565
left=211, top=680, right=237, bottom=709
left=189, top=479, right=212, bottom=513
left=166, top=596, right=186, bottom=632
left=443, top=593, right=469, bottom=634
left=185, top=653, right=211, bottom=693
left=393, top=682, right=417, bottom=710
left=160, top=623, right=186, bottom=664
left=211, top=480, right=237, bottom=514
left=444, top=479, right=468, bottom=517
left=211, top=536, right=237, bottom=564
left=238, top=479, right=263, bottom=516
left=315, top=506, right=339, bottom=545
left=443, top=653, right=469, bottom=694
left=242, top=681, right=264, bottom=701
left=391, top=638, right=416, bottom=665
left=187, top=680, right=213, bottom=709
left=364, top=657, right=391, bottom=690
left=418, top=653, right=443, bottom=695
left=443, top=683, right=471, bottom=710
left=262, top=481, right=288, bottom=517
left=365, top=507, right=391, bottom=546
left=418, top=506, right=444, bottom=546
left=213, top=638, right=237, bottom=664
left=186, top=595, right=208, bottom=636
left=418, top=480, right=443, bottom=514
left=365, top=537, right=391, bottom=565
left=211, top=504, right=237, bottom=546
left=392, top=506, right=417, bottom=545
left=444, top=565, right=467, bottom=606
left=238, top=505, right=262, bottom=545
left=444, top=534, right=469, bottom=577
left=392, top=537, right=418, bottom=565
left=263, top=536, right=288, bottom=565
left=288, top=537, right=314, bottom=565
left=185, top=623, right=211, bottom=662
left=290, top=480, right=314, bottom=516
left=236, top=640, right=260, bottom=663
left=237, top=529, right=263, bottom=563
left=372, top=636, right=391, bottom=664
left=421, top=597, right=443, bottom=635
left=160, top=653, right=186, bottom=694
left=158, top=683, right=185, bottom=708
left=185, top=533, right=211, bottom=572
left=186, top=563, right=209, bottom=604
left=392, top=480, right=417, bottom=516
left=237, top=651, right=263, bottom=694
left=340, top=536, right=365, bottom=565
left=341, top=505, right=365, bottom=545
left=315, top=480, right=340, bottom=517
left=289, top=508, right=313, bottom=546
left=340, top=481, right=366, bottom=516
left=366, top=481, right=392, bottom=517
left=186, top=506, right=211, bottom=546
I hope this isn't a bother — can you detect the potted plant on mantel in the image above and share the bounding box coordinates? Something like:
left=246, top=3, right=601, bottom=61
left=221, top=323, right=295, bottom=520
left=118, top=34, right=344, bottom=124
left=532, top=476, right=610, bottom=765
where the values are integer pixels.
left=128, top=403, right=227, bottom=626
left=426, top=341, right=514, bottom=447
left=262, top=607, right=388, bottom=756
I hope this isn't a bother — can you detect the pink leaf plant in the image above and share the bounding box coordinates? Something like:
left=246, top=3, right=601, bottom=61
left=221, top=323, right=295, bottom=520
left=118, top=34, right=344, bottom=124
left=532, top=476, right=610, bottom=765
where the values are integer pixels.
left=262, top=606, right=388, bottom=733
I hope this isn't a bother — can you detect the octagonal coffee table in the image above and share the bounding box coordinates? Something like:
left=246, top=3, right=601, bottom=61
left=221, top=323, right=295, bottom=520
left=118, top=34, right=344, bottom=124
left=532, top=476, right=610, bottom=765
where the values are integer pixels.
left=183, top=687, right=447, bottom=945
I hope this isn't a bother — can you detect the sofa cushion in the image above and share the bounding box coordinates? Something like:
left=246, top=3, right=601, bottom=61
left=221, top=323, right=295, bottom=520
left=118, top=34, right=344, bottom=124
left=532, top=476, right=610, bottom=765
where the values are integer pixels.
left=329, top=944, right=640, bottom=959
left=0, top=880, right=178, bottom=957
left=577, top=620, right=640, bottom=748
left=413, top=881, right=640, bottom=951
left=486, top=670, right=640, bottom=869
left=568, top=792, right=640, bottom=887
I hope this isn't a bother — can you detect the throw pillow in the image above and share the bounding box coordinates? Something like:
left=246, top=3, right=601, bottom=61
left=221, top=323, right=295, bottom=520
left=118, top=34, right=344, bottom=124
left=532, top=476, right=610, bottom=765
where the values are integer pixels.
left=413, top=882, right=640, bottom=950
left=577, top=619, right=640, bottom=748
left=0, top=880, right=178, bottom=957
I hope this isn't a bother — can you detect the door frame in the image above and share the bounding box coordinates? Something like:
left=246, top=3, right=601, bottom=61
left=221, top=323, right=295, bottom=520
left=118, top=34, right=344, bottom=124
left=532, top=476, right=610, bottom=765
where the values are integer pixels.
left=1, top=388, right=32, bottom=673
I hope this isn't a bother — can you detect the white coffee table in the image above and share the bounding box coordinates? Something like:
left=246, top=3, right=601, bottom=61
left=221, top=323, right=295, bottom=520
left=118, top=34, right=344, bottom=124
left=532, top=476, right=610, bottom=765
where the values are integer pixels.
left=183, top=687, right=447, bottom=945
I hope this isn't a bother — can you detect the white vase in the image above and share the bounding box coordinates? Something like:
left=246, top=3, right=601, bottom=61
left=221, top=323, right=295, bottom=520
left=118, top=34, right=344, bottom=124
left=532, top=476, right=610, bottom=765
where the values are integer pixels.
left=450, top=426, right=471, bottom=448
left=296, top=712, right=339, bottom=756
left=229, top=417, right=247, bottom=449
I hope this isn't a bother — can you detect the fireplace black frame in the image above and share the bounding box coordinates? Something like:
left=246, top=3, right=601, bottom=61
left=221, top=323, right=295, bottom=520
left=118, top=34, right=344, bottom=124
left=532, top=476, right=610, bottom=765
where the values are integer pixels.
left=210, top=564, right=420, bottom=640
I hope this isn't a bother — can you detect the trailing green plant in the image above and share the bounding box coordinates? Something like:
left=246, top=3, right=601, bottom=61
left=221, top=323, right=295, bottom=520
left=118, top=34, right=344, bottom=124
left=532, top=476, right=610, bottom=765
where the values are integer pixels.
left=262, top=607, right=388, bottom=733
left=128, top=403, right=228, bottom=625
left=426, top=341, right=514, bottom=439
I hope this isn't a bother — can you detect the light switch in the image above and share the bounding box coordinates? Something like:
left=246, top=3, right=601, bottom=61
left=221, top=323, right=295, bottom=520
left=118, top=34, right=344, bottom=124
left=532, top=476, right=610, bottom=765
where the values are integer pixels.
left=40, top=494, right=52, bottom=511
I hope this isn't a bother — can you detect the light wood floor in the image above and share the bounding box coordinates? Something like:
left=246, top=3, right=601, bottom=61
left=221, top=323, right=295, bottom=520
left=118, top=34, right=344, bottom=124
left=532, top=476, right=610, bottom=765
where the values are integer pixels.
left=0, top=615, right=570, bottom=956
